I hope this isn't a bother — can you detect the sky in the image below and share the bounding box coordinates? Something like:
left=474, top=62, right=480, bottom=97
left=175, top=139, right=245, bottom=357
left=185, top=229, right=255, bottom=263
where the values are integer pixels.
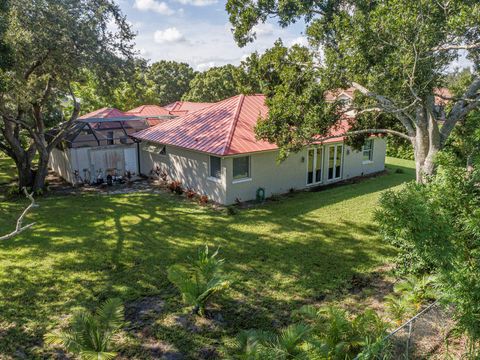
left=117, top=0, right=308, bottom=71
left=117, top=0, right=472, bottom=72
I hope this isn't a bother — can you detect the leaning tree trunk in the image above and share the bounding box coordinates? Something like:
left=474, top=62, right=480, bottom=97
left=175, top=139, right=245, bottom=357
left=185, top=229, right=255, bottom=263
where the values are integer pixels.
left=412, top=103, right=441, bottom=183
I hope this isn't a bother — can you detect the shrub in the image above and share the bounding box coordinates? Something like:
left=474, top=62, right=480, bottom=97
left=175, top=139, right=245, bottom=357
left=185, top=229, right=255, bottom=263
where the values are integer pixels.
left=198, top=195, right=208, bottom=205
left=295, top=305, right=389, bottom=359
left=235, top=324, right=312, bottom=360
left=167, top=245, right=230, bottom=316
left=168, top=180, right=184, bottom=195
left=375, top=157, right=480, bottom=345
left=185, top=188, right=197, bottom=199
left=44, top=298, right=124, bottom=360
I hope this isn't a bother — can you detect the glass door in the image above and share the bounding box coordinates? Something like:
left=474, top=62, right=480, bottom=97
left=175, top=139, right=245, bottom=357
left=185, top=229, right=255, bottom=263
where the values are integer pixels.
left=306, top=147, right=323, bottom=185
left=327, top=144, right=343, bottom=181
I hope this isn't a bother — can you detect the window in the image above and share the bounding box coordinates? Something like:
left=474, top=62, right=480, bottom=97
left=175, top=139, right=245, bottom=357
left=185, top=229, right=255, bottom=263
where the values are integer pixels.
left=307, top=147, right=323, bottom=185
left=327, top=144, right=343, bottom=180
left=107, top=131, right=114, bottom=145
left=233, top=156, right=250, bottom=180
left=362, top=139, right=374, bottom=162
left=209, top=156, right=221, bottom=178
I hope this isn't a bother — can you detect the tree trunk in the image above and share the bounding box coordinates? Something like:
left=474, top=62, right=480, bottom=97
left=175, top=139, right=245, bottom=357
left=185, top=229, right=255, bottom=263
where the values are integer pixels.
left=413, top=122, right=430, bottom=183
left=15, top=159, right=34, bottom=189
left=32, top=145, right=50, bottom=192
left=412, top=102, right=442, bottom=183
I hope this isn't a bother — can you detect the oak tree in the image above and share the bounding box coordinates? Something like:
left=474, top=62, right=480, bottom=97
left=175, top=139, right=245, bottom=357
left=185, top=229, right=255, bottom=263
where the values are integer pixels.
left=227, top=0, right=480, bottom=181
left=0, top=0, right=134, bottom=191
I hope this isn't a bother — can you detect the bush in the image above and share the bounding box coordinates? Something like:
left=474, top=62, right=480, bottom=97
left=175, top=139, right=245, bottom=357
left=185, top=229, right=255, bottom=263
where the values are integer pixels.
left=198, top=195, right=208, bottom=205
left=44, top=298, right=124, bottom=360
left=167, top=245, right=230, bottom=316
left=375, top=156, right=480, bottom=346
left=185, top=188, right=197, bottom=199
left=168, top=180, right=184, bottom=195
left=235, top=306, right=389, bottom=360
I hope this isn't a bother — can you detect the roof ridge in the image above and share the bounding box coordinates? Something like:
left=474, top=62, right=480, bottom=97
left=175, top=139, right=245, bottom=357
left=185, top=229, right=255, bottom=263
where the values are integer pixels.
left=221, top=94, right=245, bottom=156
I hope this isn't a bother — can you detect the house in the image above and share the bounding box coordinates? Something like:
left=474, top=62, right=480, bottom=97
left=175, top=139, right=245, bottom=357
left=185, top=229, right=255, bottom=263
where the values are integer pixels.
left=49, top=102, right=215, bottom=184
left=132, top=94, right=386, bottom=205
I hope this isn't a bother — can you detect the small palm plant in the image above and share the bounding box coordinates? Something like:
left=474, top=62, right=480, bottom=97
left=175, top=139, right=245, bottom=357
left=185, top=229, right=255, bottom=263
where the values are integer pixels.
left=235, top=323, right=312, bottom=359
left=167, top=245, right=230, bottom=316
left=393, top=274, right=438, bottom=311
left=294, top=305, right=388, bottom=359
left=386, top=274, right=438, bottom=324
left=44, top=298, right=124, bottom=360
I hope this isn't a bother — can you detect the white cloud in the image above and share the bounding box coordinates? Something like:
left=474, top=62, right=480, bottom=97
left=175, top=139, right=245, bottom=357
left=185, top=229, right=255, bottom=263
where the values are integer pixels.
left=196, top=62, right=216, bottom=71
left=133, top=0, right=174, bottom=15
left=154, top=27, right=185, bottom=44
left=289, top=36, right=309, bottom=47
left=252, top=23, right=275, bottom=36
left=175, top=0, right=218, bottom=6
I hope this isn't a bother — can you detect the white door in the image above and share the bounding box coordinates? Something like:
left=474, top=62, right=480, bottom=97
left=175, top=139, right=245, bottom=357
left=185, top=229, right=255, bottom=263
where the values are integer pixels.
left=306, top=147, right=324, bottom=185
left=327, top=144, right=343, bottom=181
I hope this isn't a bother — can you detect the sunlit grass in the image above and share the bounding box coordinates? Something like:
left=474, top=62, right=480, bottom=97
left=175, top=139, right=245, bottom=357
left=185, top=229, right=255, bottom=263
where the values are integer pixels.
left=0, top=157, right=414, bottom=358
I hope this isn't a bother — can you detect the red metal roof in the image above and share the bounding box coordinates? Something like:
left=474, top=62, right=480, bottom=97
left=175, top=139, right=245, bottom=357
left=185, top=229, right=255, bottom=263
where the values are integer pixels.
left=163, top=101, right=214, bottom=115
left=132, top=94, right=352, bottom=156
left=125, top=105, right=172, bottom=117
left=79, top=107, right=126, bottom=119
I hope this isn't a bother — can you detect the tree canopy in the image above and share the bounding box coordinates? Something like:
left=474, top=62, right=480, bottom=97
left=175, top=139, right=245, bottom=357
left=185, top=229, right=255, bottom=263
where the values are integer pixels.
left=0, top=0, right=135, bottom=191
left=182, top=65, right=241, bottom=103
left=144, top=60, right=196, bottom=106
left=226, top=0, right=480, bottom=180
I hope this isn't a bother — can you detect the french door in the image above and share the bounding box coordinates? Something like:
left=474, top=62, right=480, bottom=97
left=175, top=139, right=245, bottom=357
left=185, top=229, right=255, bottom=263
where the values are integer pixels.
left=327, top=144, right=343, bottom=181
left=307, top=147, right=323, bottom=185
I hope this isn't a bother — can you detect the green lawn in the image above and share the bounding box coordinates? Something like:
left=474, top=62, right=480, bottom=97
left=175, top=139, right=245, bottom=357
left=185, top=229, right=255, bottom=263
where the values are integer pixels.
left=0, top=157, right=414, bottom=359
left=0, top=154, right=16, bottom=185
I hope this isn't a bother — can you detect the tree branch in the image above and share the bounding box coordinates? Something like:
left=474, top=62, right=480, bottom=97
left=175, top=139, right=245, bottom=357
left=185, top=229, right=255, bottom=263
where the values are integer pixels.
left=431, top=42, right=480, bottom=52
left=316, top=128, right=413, bottom=143
left=350, top=82, right=417, bottom=137
left=441, top=77, right=480, bottom=144
left=0, top=188, right=37, bottom=241
left=47, top=84, right=80, bottom=151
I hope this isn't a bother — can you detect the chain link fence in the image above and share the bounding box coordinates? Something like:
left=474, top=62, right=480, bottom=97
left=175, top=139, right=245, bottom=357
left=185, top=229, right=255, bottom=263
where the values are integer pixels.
left=383, top=300, right=455, bottom=359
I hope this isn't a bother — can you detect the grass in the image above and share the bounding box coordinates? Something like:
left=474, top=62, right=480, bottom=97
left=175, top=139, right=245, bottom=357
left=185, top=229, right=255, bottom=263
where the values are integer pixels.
left=0, top=157, right=415, bottom=359
left=0, top=153, right=16, bottom=185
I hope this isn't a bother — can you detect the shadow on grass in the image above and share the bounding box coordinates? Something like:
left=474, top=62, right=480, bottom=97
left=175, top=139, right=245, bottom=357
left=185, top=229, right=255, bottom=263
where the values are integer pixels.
left=0, top=160, right=413, bottom=357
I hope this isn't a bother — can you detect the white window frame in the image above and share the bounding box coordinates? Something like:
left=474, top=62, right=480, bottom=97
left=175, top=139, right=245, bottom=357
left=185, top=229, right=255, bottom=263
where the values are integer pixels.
left=232, top=155, right=251, bottom=183
left=362, top=139, right=374, bottom=164
left=327, top=144, right=344, bottom=181
left=306, top=147, right=324, bottom=186
left=208, top=156, right=222, bottom=182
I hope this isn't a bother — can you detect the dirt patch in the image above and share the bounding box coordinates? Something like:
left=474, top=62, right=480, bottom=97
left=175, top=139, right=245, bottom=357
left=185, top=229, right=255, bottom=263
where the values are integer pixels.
left=125, top=296, right=166, bottom=329
left=123, top=296, right=184, bottom=360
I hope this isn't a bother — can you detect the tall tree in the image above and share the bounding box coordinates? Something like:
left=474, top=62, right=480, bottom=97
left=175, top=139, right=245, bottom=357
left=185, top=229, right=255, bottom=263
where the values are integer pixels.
left=183, top=64, right=242, bottom=102
left=226, top=0, right=480, bottom=181
left=144, top=60, right=195, bottom=106
left=0, top=0, right=134, bottom=191
left=72, top=59, right=150, bottom=114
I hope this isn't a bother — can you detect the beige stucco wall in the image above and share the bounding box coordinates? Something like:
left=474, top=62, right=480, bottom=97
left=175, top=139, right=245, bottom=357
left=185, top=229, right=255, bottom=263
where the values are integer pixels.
left=223, top=137, right=386, bottom=204
left=50, top=144, right=138, bottom=184
left=138, top=138, right=386, bottom=205
left=49, top=148, right=75, bottom=184
left=139, top=142, right=227, bottom=204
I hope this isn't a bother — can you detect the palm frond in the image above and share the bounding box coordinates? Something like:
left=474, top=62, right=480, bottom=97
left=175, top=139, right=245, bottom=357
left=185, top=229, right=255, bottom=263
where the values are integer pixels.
left=96, top=298, right=124, bottom=331
left=276, top=323, right=311, bottom=355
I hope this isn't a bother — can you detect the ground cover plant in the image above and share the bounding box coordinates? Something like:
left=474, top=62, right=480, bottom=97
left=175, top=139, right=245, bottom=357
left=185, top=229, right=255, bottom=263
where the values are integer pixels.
left=0, top=158, right=414, bottom=358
